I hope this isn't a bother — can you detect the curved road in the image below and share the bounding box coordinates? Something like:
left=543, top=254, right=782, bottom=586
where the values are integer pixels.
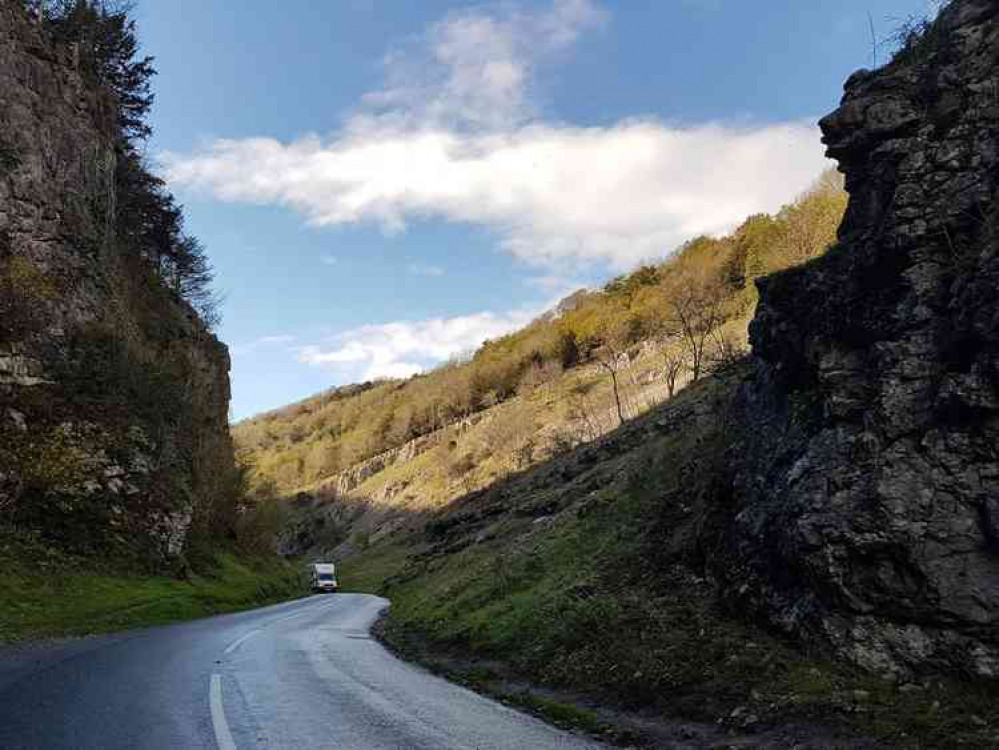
left=0, top=594, right=607, bottom=750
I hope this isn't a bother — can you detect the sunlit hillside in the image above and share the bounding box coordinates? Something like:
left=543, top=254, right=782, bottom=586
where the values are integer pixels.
left=234, top=170, right=846, bottom=510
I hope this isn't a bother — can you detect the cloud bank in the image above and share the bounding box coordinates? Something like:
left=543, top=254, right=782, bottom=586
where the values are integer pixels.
left=296, top=309, right=536, bottom=381
left=164, top=0, right=829, bottom=271
left=177, top=0, right=832, bottom=387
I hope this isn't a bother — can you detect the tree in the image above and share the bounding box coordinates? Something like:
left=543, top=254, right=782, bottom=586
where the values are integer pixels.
left=596, top=353, right=625, bottom=426
left=667, top=275, right=725, bottom=383
left=604, top=264, right=661, bottom=304
left=653, top=326, right=687, bottom=399
left=593, top=310, right=634, bottom=427
left=708, top=329, right=746, bottom=373
left=768, top=169, right=847, bottom=272
left=40, top=2, right=224, bottom=329
left=45, top=1, right=155, bottom=141
left=169, top=235, right=223, bottom=329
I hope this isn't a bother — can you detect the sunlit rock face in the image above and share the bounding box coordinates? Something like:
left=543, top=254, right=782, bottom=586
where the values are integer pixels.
left=722, top=0, right=999, bottom=678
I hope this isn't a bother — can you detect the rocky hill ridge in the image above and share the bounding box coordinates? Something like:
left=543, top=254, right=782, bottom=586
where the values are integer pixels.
left=0, top=1, right=234, bottom=561
left=723, top=0, right=999, bottom=677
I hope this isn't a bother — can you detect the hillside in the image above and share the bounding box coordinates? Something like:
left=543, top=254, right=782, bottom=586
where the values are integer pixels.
left=234, top=171, right=846, bottom=511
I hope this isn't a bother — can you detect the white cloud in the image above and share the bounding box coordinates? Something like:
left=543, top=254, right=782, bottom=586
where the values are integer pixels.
left=164, top=0, right=830, bottom=272
left=407, top=262, right=445, bottom=277
left=231, top=334, right=297, bottom=356
left=362, top=0, right=605, bottom=130
left=167, top=122, right=827, bottom=270
left=296, top=309, right=535, bottom=381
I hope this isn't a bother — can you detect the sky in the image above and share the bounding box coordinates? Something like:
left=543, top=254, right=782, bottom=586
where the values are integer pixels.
left=136, top=0, right=939, bottom=421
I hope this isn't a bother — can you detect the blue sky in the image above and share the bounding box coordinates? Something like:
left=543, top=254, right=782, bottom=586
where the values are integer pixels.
left=136, top=0, right=937, bottom=421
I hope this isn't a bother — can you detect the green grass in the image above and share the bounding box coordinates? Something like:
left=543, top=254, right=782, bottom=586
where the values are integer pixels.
left=0, top=539, right=307, bottom=642
left=341, top=416, right=999, bottom=749
left=337, top=543, right=416, bottom=595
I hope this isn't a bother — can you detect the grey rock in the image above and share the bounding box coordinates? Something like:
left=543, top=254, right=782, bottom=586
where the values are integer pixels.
left=0, top=3, right=232, bottom=561
left=717, top=0, right=999, bottom=679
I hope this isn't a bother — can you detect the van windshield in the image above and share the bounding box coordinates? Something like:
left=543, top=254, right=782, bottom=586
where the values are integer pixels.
left=318, top=573, right=335, bottom=581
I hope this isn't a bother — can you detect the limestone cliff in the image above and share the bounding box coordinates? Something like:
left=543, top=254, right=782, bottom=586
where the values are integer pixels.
left=723, top=0, right=999, bottom=677
left=0, top=2, right=234, bottom=562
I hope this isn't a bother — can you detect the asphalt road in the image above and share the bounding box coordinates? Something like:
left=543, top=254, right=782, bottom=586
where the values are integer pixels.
left=0, top=593, right=607, bottom=750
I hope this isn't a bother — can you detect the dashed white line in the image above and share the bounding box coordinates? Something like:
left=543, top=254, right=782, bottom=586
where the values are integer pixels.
left=209, top=673, right=237, bottom=750
left=212, top=600, right=340, bottom=749
left=274, top=611, right=309, bottom=624
left=222, top=602, right=335, bottom=656
left=223, top=630, right=260, bottom=655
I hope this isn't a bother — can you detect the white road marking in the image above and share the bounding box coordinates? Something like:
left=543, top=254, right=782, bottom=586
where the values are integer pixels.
left=223, top=630, right=260, bottom=655
left=210, top=673, right=237, bottom=750
left=272, top=612, right=308, bottom=625
left=211, top=600, right=342, bottom=749
left=221, top=601, right=337, bottom=657
left=270, top=603, right=337, bottom=625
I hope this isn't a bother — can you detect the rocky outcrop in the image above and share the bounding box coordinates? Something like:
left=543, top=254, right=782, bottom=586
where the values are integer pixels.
left=277, top=413, right=492, bottom=557
left=323, top=432, right=440, bottom=498
left=722, top=0, right=999, bottom=678
left=0, top=2, right=233, bottom=561
left=320, top=412, right=488, bottom=498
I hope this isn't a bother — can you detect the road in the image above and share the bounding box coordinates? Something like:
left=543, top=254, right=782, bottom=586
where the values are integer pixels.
left=0, top=593, right=607, bottom=750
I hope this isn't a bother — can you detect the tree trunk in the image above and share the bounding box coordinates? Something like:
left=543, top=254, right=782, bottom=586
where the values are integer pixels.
left=610, top=370, right=624, bottom=426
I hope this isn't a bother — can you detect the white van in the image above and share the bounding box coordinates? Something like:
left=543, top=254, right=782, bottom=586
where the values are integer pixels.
left=309, top=563, right=338, bottom=593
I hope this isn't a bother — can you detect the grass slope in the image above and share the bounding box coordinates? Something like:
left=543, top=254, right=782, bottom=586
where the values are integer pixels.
left=339, top=371, right=999, bottom=749
left=0, top=536, right=307, bottom=642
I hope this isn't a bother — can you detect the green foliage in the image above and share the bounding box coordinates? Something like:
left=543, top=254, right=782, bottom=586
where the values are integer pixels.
left=44, top=0, right=155, bottom=141
left=57, top=325, right=184, bottom=425
left=234, top=484, right=289, bottom=556
left=0, top=256, right=60, bottom=339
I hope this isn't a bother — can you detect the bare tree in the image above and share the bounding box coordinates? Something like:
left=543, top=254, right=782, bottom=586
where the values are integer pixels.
left=668, top=279, right=724, bottom=383
left=593, top=309, right=637, bottom=427
left=566, top=391, right=602, bottom=442
left=649, top=315, right=688, bottom=399
left=707, top=329, right=746, bottom=373
left=658, top=338, right=687, bottom=399
left=595, top=346, right=627, bottom=427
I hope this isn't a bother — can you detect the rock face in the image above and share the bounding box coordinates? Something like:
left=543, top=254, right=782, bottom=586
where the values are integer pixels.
left=0, top=3, right=233, bottom=561
left=723, top=0, right=999, bottom=678
left=321, top=412, right=487, bottom=498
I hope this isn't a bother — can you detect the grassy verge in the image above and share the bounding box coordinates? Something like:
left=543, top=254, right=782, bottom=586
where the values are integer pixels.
left=0, top=535, right=307, bottom=642
left=351, top=519, right=999, bottom=748
left=337, top=374, right=999, bottom=748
